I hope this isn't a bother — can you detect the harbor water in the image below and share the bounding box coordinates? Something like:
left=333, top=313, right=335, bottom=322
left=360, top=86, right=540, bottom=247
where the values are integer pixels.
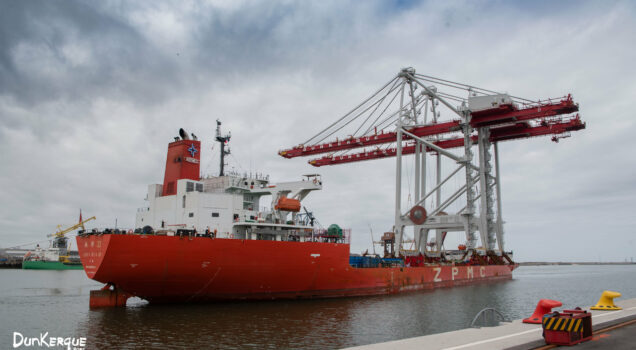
left=1, top=265, right=635, bottom=349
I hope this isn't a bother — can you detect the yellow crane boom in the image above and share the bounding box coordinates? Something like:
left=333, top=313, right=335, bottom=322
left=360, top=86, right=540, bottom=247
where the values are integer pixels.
left=47, top=216, right=96, bottom=238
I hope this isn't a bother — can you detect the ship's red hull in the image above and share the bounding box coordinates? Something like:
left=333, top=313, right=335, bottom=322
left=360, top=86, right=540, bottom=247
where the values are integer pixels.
left=77, top=235, right=516, bottom=303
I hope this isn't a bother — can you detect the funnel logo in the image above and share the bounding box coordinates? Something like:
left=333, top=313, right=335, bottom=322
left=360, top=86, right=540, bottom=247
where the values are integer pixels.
left=188, top=144, right=198, bottom=157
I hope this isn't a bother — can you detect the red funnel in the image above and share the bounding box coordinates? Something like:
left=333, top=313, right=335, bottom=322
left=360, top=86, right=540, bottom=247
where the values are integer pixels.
left=523, top=299, right=562, bottom=324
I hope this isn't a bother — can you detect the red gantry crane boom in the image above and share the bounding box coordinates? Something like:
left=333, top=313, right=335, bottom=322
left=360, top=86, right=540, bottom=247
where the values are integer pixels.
left=279, top=96, right=579, bottom=162
left=309, top=115, right=585, bottom=166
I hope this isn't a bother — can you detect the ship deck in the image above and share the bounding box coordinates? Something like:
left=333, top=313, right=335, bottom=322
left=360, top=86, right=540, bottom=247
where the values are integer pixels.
left=344, top=297, right=636, bottom=350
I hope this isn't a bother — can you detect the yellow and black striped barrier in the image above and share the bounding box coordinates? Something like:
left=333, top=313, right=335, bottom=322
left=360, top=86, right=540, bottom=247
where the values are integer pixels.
left=542, top=316, right=583, bottom=332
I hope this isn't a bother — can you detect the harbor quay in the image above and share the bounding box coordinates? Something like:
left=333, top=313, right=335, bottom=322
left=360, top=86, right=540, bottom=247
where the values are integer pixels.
left=345, top=297, right=636, bottom=350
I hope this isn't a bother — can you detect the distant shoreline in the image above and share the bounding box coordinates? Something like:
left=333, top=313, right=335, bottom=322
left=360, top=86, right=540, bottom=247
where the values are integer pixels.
left=520, top=262, right=636, bottom=266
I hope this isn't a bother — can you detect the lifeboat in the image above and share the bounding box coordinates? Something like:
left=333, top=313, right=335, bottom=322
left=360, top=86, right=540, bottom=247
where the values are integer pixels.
left=275, top=197, right=301, bottom=212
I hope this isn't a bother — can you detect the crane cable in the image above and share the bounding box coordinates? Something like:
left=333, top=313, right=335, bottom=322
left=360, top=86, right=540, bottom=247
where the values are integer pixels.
left=303, top=75, right=399, bottom=145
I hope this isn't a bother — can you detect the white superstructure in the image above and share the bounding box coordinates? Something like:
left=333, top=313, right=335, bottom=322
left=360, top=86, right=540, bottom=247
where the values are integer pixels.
left=135, top=173, right=323, bottom=241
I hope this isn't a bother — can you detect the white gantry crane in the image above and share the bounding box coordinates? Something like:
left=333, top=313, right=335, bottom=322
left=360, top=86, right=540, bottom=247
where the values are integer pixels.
left=280, top=68, right=585, bottom=264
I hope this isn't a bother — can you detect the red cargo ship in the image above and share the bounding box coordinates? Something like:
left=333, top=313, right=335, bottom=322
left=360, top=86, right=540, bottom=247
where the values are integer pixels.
left=77, top=120, right=516, bottom=307
left=78, top=234, right=515, bottom=305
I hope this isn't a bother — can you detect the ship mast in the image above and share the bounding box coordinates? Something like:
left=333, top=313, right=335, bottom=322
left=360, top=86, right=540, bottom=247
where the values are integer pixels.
left=215, top=119, right=231, bottom=176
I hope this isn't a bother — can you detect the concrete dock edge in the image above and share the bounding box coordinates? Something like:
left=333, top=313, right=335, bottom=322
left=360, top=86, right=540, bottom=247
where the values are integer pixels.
left=343, top=298, right=636, bottom=350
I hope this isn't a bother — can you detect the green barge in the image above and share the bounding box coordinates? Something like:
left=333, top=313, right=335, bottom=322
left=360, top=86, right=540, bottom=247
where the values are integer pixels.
left=22, top=260, right=83, bottom=270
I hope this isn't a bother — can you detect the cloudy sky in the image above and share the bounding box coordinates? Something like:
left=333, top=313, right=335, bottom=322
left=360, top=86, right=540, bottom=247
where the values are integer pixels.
left=1, top=0, right=635, bottom=261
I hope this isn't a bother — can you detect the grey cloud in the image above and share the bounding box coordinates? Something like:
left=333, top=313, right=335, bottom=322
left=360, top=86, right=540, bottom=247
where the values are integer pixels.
left=1, top=1, right=153, bottom=102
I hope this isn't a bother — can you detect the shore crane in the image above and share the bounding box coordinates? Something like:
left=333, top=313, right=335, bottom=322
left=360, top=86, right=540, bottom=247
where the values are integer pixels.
left=47, top=216, right=96, bottom=253
left=48, top=216, right=96, bottom=239
left=279, top=68, right=585, bottom=264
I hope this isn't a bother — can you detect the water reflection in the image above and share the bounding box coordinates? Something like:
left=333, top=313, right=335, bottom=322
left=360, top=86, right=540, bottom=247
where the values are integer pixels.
left=82, top=300, right=359, bottom=349
left=79, top=280, right=520, bottom=349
